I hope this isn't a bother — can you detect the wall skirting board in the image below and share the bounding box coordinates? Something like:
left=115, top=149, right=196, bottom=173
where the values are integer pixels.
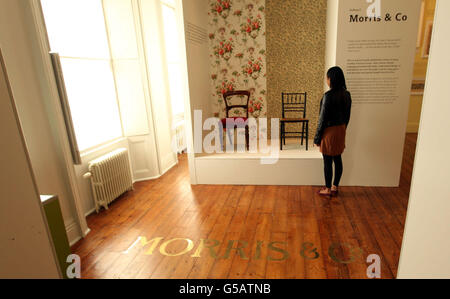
left=133, top=175, right=165, bottom=183
left=161, top=154, right=178, bottom=174
left=64, top=220, right=82, bottom=246
left=132, top=160, right=178, bottom=184
left=133, top=160, right=179, bottom=183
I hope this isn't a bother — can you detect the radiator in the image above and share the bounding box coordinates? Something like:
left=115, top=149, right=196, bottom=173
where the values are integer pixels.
left=84, top=148, right=133, bottom=213
left=174, top=121, right=187, bottom=154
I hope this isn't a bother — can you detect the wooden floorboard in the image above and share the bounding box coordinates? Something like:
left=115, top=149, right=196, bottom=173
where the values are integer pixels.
left=73, top=134, right=418, bottom=279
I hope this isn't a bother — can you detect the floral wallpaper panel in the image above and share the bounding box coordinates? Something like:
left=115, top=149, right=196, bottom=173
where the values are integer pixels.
left=208, top=0, right=267, bottom=119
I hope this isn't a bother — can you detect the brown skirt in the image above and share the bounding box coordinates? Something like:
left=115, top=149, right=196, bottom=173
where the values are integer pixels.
left=320, top=125, right=347, bottom=156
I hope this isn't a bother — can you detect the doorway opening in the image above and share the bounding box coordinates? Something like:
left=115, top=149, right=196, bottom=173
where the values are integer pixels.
left=406, top=0, right=436, bottom=134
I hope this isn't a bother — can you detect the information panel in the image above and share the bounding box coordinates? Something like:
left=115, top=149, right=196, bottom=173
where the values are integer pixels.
left=324, top=0, right=421, bottom=186
left=336, top=0, right=421, bottom=104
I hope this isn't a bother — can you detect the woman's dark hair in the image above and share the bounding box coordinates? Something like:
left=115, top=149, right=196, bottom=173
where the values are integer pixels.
left=327, top=66, right=347, bottom=90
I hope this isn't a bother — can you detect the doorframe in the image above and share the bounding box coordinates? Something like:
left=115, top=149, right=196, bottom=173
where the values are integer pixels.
left=176, top=0, right=198, bottom=184
left=26, top=0, right=90, bottom=238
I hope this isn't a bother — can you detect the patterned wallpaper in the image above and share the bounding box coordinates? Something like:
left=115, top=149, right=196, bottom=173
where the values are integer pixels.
left=266, top=0, right=327, bottom=137
left=207, top=0, right=328, bottom=140
left=208, top=0, right=267, bottom=119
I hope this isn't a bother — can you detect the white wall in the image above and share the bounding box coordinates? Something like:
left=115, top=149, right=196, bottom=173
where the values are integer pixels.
left=398, top=0, right=450, bottom=278
left=0, top=49, right=60, bottom=279
left=181, top=0, right=212, bottom=185
left=183, top=0, right=211, bottom=136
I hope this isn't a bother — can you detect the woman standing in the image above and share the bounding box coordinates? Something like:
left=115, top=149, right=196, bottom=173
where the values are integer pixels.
left=314, top=66, right=352, bottom=197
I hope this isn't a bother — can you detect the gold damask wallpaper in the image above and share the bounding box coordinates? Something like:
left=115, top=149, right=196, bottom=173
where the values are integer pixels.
left=266, top=0, right=327, bottom=138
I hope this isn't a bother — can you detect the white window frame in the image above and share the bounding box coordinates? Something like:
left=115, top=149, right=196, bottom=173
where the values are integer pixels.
left=160, top=0, right=185, bottom=123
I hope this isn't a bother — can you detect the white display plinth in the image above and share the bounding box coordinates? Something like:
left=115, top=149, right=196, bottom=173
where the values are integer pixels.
left=195, top=140, right=324, bottom=186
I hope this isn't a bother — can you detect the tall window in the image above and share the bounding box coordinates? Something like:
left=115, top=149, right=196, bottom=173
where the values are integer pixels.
left=161, top=0, right=185, bottom=119
left=41, top=0, right=123, bottom=151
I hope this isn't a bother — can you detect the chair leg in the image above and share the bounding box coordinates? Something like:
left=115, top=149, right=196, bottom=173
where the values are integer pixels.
left=301, top=122, right=305, bottom=146
left=245, top=126, right=249, bottom=151
left=306, top=122, right=309, bottom=151
left=280, top=122, right=283, bottom=151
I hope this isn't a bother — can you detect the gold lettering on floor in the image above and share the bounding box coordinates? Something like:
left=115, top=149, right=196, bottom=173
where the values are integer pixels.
left=159, top=238, right=194, bottom=257
left=267, top=242, right=290, bottom=261
left=191, top=239, right=220, bottom=258
left=222, top=240, right=249, bottom=260
left=126, top=236, right=366, bottom=265
left=141, top=237, right=163, bottom=255
left=328, top=243, right=363, bottom=264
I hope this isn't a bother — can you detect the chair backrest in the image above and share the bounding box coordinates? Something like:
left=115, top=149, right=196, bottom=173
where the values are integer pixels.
left=281, top=92, right=307, bottom=119
left=223, top=90, right=251, bottom=118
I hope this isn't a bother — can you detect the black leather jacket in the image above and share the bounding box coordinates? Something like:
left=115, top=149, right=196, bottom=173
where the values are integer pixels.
left=314, top=89, right=352, bottom=145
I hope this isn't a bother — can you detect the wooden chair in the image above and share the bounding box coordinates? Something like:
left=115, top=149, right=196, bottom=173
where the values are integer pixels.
left=280, top=92, right=309, bottom=151
left=220, top=90, right=250, bottom=151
